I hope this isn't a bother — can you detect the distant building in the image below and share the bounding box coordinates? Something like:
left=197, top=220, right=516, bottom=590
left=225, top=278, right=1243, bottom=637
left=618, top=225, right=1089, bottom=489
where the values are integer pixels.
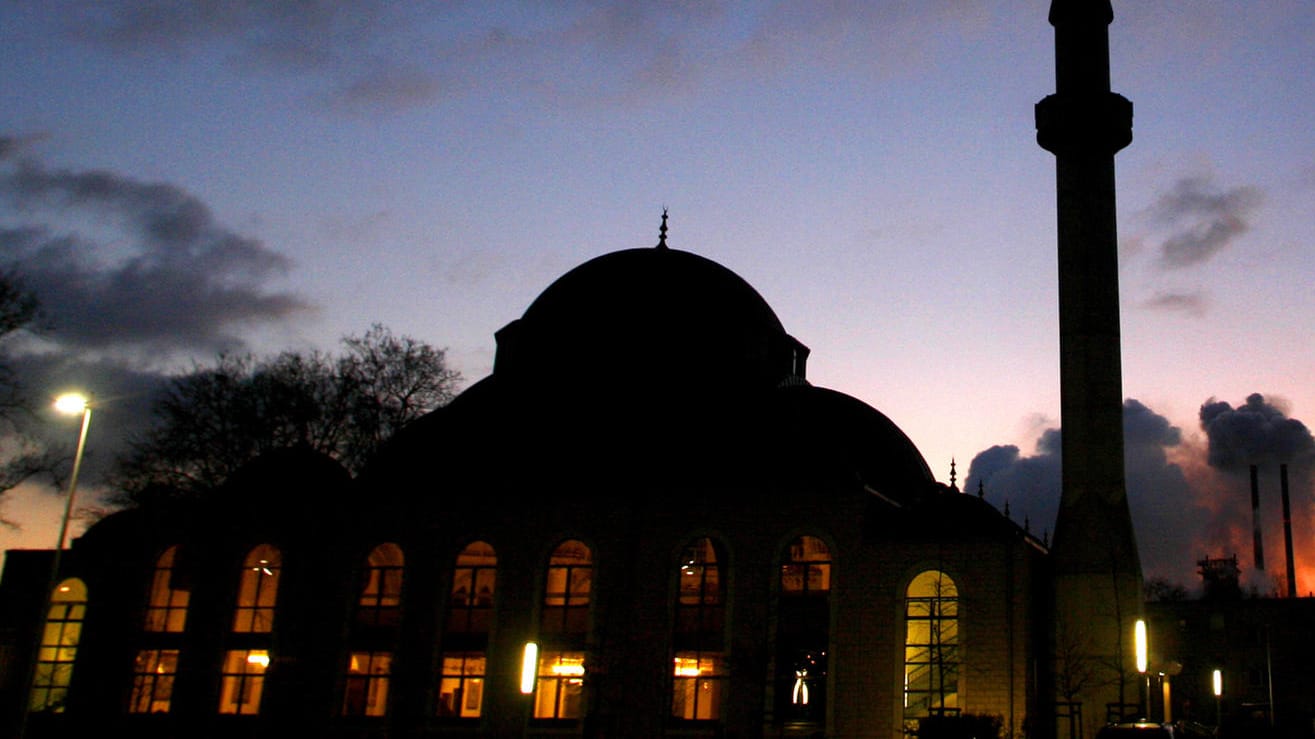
left=1, top=245, right=1048, bottom=738
left=1144, top=557, right=1315, bottom=738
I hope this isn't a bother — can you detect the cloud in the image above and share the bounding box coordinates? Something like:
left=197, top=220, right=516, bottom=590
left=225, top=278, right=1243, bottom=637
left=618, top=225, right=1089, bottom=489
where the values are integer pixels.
left=1140, top=291, right=1209, bottom=316
left=50, top=1, right=990, bottom=114
left=0, top=148, right=311, bottom=360
left=1199, top=393, right=1315, bottom=471
left=966, top=399, right=1210, bottom=585
left=1146, top=175, right=1263, bottom=269
left=968, top=395, right=1315, bottom=593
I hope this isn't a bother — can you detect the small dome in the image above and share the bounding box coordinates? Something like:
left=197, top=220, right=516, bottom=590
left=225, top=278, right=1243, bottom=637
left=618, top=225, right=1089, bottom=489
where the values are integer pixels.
left=494, top=248, right=807, bottom=392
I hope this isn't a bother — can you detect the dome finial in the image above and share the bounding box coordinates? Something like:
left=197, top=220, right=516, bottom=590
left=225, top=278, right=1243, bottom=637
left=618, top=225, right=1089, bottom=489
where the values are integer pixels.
left=949, top=458, right=958, bottom=491
left=657, top=208, right=669, bottom=249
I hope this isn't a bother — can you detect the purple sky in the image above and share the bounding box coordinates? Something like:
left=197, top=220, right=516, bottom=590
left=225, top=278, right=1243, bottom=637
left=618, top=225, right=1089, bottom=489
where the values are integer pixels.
left=2, top=1, right=1314, bottom=590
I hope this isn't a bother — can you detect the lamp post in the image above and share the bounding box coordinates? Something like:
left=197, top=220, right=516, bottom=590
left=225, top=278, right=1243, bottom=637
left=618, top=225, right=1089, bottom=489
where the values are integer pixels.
left=1213, top=669, right=1223, bottom=731
left=1134, top=619, right=1148, bottom=720
left=18, top=393, right=92, bottom=738
left=53, top=393, right=92, bottom=554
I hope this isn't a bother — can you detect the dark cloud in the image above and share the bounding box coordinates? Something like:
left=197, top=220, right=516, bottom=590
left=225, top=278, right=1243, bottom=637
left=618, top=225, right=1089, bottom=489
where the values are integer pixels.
left=1147, top=175, right=1262, bottom=269
left=1199, top=393, right=1315, bottom=471
left=0, top=150, right=311, bottom=358
left=966, top=399, right=1205, bottom=584
left=1140, top=291, right=1208, bottom=316
left=50, top=1, right=986, bottom=113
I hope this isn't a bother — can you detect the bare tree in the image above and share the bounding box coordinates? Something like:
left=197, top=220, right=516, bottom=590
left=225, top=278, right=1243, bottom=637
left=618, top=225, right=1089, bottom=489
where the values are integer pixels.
left=110, top=325, right=460, bottom=505
left=0, top=271, right=60, bottom=521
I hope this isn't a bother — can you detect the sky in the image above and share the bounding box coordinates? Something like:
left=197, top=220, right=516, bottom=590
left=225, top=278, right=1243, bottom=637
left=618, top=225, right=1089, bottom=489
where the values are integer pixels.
left=0, top=1, right=1313, bottom=592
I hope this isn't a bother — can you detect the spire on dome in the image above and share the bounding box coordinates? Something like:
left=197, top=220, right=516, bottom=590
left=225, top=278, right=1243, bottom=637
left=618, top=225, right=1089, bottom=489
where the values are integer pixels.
left=657, top=208, right=669, bottom=249
left=949, top=458, right=958, bottom=491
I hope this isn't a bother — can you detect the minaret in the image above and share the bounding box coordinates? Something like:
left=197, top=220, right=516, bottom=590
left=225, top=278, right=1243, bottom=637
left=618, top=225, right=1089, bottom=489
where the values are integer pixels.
left=1036, top=0, right=1143, bottom=732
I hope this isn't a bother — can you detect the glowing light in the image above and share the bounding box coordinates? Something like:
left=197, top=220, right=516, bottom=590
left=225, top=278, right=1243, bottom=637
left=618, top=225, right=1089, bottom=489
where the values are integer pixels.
left=550, top=658, right=585, bottom=677
left=520, top=643, right=538, bottom=694
left=54, top=393, right=88, bottom=416
left=1212, top=669, right=1222, bottom=697
left=247, top=651, right=270, bottom=668
left=1134, top=619, right=1148, bottom=674
left=673, top=657, right=703, bottom=677
left=793, top=669, right=810, bottom=705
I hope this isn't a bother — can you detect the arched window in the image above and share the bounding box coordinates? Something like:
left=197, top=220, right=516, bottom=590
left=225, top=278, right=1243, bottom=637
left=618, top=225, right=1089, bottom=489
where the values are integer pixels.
left=780, top=535, right=831, bottom=595
left=903, top=570, right=959, bottom=728
left=447, top=541, right=496, bottom=635
left=774, top=535, right=830, bottom=725
left=232, top=544, right=281, bottom=633
left=356, top=543, right=404, bottom=628
left=144, top=546, right=189, bottom=633
left=29, top=578, right=87, bottom=713
left=532, top=540, right=593, bottom=721
left=541, top=540, right=591, bottom=636
left=671, top=537, right=727, bottom=721
left=438, top=541, right=497, bottom=720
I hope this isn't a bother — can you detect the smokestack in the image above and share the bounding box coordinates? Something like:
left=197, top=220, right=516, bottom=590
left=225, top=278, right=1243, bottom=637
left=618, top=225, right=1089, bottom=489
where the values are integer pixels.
left=1281, top=463, right=1297, bottom=598
left=1251, top=464, right=1265, bottom=570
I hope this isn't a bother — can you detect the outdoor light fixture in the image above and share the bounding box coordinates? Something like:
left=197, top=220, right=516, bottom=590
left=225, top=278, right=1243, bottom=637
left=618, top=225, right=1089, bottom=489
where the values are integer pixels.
left=1213, top=668, right=1223, bottom=728
left=520, top=642, right=538, bottom=694
left=52, top=393, right=92, bottom=553
left=1134, top=619, right=1148, bottom=674
left=1134, top=619, right=1149, bottom=719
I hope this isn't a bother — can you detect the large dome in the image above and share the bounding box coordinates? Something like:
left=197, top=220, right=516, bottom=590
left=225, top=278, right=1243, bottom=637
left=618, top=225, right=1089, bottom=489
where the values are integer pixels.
left=492, top=247, right=808, bottom=393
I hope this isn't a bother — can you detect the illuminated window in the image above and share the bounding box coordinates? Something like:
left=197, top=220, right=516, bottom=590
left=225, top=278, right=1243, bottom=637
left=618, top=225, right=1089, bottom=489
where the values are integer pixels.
left=232, top=544, right=281, bottom=633
left=675, top=537, right=724, bottom=640
left=671, top=538, right=726, bottom=721
left=144, top=546, right=189, bottom=633
left=129, top=649, right=179, bottom=713
left=780, top=535, right=831, bottom=594
left=447, top=541, right=497, bottom=634
left=218, top=649, right=269, bottom=715
left=903, top=570, right=959, bottom=728
left=542, top=540, right=592, bottom=635
left=29, top=578, right=87, bottom=713
left=672, top=653, right=726, bottom=720
left=775, top=536, right=830, bottom=724
left=532, top=651, right=585, bottom=719
left=342, top=651, right=392, bottom=717
left=437, top=652, right=485, bottom=718
left=357, top=543, right=404, bottom=629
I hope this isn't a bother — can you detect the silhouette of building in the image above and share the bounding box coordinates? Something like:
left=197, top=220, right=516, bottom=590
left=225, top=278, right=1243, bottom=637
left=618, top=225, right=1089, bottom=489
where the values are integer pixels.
left=0, top=244, right=1050, bottom=738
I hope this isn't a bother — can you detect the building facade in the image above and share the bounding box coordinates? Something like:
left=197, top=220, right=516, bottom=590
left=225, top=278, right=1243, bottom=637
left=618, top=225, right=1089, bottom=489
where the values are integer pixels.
left=1, top=246, right=1049, bottom=738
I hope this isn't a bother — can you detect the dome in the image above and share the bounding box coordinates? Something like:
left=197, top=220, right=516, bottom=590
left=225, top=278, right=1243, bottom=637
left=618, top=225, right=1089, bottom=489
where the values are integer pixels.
left=493, top=247, right=807, bottom=392
left=761, top=384, right=936, bottom=501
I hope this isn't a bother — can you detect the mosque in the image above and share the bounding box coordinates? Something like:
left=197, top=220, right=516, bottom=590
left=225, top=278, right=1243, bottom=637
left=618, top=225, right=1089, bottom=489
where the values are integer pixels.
left=0, top=2, right=1150, bottom=738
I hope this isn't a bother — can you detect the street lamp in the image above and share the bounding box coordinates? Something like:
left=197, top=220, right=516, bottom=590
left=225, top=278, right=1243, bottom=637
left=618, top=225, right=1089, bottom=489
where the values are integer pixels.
left=1134, top=619, right=1148, bottom=719
left=53, top=393, right=92, bottom=553
left=19, top=393, right=93, bottom=738
left=1212, top=669, right=1223, bottom=730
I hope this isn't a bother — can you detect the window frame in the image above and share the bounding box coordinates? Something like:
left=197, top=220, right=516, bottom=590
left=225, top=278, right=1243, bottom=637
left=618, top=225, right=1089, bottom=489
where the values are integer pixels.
left=29, top=578, right=87, bottom=713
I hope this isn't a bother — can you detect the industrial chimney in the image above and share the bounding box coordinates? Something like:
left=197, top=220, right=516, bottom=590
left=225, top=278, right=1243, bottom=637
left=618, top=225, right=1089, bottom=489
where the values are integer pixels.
left=1281, top=463, right=1296, bottom=598
left=1251, top=464, right=1266, bottom=571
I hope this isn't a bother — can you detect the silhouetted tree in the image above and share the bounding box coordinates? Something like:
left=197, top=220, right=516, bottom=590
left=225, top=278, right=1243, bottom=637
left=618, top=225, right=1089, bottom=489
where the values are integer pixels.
left=1144, top=577, right=1190, bottom=602
left=0, top=271, right=59, bottom=517
left=111, top=324, right=460, bottom=505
